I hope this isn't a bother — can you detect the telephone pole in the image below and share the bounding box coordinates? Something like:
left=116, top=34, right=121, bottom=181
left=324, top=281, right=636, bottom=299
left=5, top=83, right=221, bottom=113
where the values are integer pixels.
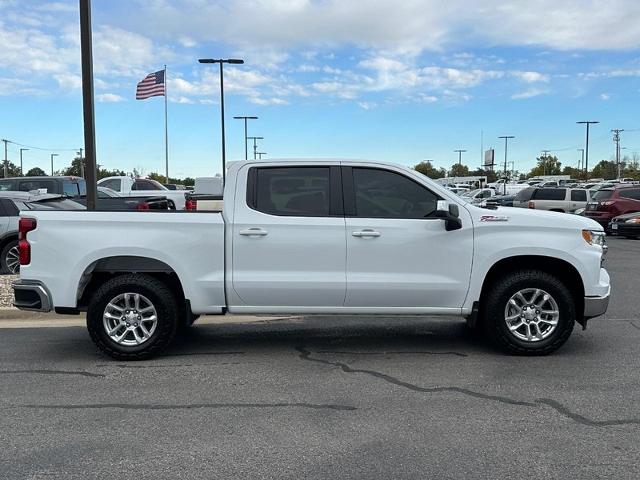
left=577, top=148, right=584, bottom=173
left=454, top=149, right=467, bottom=165
left=19, top=148, right=29, bottom=176
left=2, top=139, right=8, bottom=178
left=233, top=116, right=258, bottom=160
left=577, top=121, right=599, bottom=179
left=247, top=136, right=263, bottom=160
left=612, top=129, right=624, bottom=179
left=541, top=150, right=551, bottom=176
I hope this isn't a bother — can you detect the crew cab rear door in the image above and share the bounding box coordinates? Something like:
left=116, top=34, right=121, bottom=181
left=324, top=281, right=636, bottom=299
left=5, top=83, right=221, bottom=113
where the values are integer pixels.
left=231, top=163, right=346, bottom=307
left=342, top=165, right=473, bottom=309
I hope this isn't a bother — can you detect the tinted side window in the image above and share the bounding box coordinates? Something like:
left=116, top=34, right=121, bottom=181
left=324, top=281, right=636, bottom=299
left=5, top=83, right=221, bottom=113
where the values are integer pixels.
left=18, top=180, right=56, bottom=193
left=252, top=167, right=331, bottom=216
left=515, top=188, right=534, bottom=201
left=593, top=189, right=613, bottom=201
left=100, top=179, right=121, bottom=192
left=571, top=190, right=587, bottom=201
left=0, top=180, right=17, bottom=191
left=133, top=179, right=161, bottom=190
left=620, top=189, right=640, bottom=200
left=533, top=188, right=566, bottom=201
left=352, top=168, right=439, bottom=218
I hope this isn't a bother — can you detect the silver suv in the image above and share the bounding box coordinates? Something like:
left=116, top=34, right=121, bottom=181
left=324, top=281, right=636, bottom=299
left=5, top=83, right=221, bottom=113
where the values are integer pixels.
left=516, top=187, right=591, bottom=213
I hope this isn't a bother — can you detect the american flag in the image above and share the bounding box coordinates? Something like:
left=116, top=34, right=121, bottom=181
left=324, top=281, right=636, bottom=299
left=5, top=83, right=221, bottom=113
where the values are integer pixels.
left=136, top=70, right=165, bottom=100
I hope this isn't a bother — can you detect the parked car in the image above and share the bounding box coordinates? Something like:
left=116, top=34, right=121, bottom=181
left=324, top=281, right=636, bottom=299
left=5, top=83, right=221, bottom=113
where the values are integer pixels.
left=98, top=176, right=187, bottom=209
left=525, top=188, right=591, bottom=213
left=460, top=188, right=496, bottom=203
left=608, top=212, right=640, bottom=238
left=14, top=158, right=609, bottom=359
left=0, top=176, right=86, bottom=197
left=74, top=187, right=172, bottom=210
left=583, top=185, right=640, bottom=230
left=512, top=187, right=536, bottom=208
left=481, top=194, right=516, bottom=207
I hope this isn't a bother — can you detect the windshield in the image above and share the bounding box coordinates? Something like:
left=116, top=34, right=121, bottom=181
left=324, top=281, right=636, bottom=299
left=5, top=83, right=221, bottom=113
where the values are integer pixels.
left=461, top=189, right=480, bottom=197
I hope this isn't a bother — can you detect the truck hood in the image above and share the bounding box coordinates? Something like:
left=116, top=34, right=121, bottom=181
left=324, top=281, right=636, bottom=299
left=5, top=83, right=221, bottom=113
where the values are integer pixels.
left=465, top=204, right=604, bottom=231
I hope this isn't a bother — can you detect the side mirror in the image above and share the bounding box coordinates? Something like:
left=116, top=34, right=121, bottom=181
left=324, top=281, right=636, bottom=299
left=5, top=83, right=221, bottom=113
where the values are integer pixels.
left=434, top=200, right=462, bottom=231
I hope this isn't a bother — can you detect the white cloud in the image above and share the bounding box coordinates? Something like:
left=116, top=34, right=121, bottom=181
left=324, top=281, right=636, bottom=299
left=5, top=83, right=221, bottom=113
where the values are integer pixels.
left=511, top=71, right=550, bottom=83
left=97, top=93, right=126, bottom=102
left=600, top=93, right=611, bottom=100
left=54, top=73, right=82, bottom=90
left=511, top=88, right=549, bottom=100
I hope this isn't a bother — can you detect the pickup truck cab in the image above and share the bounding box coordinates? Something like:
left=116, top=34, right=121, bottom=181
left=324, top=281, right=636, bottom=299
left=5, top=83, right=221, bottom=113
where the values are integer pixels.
left=13, top=159, right=610, bottom=359
left=98, top=176, right=187, bottom=210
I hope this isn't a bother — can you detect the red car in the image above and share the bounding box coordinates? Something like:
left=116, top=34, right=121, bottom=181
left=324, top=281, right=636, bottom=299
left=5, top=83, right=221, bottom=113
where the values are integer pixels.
left=584, top=185, right=640, bottom=230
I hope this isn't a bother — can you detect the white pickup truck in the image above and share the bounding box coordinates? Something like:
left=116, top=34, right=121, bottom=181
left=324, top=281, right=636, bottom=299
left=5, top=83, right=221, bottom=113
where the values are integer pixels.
left=97, top=176, right=187, bottom=210
left=13, top=159, right=610, bottom=360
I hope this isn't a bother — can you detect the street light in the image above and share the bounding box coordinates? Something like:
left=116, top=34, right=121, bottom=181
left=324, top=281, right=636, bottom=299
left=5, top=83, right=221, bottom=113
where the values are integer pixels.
left=577, top=148, right=584, bottom=172
left=198, top=58, right=245, bottom=185
left=577, top=121, right=599, bottom=179
left=454, top=149, right=467, bottom=165
left=498, top=136, right=515, bottom=195
left=233, top=116, right=258, bottom=161
left=50, top=154, right=59, bottom=176
left=19, top=148, right=29, bottom=176
left=247, top=136, right=264, bottom=160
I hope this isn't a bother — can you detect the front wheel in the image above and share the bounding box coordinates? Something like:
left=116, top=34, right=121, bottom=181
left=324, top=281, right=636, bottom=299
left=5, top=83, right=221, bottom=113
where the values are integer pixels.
left=481, top=270, right=576, bottom=355
left=86, top=274, right=179, bottom=360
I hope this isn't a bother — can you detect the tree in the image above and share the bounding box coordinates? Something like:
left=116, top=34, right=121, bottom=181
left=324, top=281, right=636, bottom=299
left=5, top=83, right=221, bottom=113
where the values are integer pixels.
left=25, top=167, right=46, bottom=177
left=590, top=160, right=617, bottom=180
left=97, top=168, right=126, bottom=180
left=470, top=168, right=497, bottom=183
left=0, top=161, right=22, bottom=177
left=528, top=155, right=561, bottom=177
left=61, top=156, right=84, bottom=177
left=450, top=163, right=469, bottom=177
left=414, top=161, right=445, bottom=179
left=562, top=166, right=582, bottom=179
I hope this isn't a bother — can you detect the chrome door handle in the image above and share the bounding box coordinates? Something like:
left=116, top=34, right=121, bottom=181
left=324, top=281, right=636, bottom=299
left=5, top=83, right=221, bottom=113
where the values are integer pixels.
left=352, top=229, right=381, bottom=238
left=239, top=228, right=268, bottom=236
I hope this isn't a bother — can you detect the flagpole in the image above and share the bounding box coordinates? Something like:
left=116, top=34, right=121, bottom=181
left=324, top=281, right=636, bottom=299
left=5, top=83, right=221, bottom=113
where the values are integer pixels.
left=164, top=64, right=169, bottom=182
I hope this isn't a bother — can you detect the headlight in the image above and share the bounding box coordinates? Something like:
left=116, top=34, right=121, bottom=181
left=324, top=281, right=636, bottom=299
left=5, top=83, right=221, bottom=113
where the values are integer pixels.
left=625, top=218, right=640, bottom=224
left=582, top=229, right=606, bottom=247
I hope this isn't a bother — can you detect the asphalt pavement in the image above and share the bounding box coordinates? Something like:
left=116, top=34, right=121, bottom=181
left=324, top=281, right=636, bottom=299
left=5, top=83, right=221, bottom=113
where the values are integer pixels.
left=0, top=237, right=639, bottom=479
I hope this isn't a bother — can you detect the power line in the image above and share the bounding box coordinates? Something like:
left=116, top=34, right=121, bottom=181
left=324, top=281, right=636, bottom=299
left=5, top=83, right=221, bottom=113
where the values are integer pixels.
left=1, top=138, right=78, bottom=152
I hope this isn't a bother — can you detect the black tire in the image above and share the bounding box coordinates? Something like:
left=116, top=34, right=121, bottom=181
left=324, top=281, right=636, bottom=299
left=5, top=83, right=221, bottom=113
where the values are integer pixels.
left=86, top=274, right=179, bottom=360
left=481, top=270, right=575, bottom=355
left=1, top=240, right=20, bottom=274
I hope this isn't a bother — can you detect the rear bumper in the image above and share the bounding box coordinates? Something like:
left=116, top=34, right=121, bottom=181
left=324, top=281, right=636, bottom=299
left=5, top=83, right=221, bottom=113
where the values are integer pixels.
left=12, top=279, right=52, bottom=312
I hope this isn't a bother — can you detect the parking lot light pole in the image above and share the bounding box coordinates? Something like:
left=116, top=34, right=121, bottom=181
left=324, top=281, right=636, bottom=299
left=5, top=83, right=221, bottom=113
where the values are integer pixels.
left=498, top=136, right=515, bottom=195
left=19, top=148, right=28, bottom=176
left=577, top=121, right=599, bottom=179
left=198, top=58, right=245, bottom=185
left=50, top=154, right=59, bottom=176
left=233, top=116, right=258, bottom=161
left=454, top=149, right=467, bottom=165
left=577, top=148, right=584, bottom=173
left=247, top=136, right=264, bottom=160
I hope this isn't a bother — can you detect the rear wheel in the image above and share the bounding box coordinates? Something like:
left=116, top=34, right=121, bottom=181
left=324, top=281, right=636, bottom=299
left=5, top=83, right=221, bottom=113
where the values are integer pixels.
left=481, top=270, right=575, bottom=355
left=1, top=240, right=20, bottom=274
left=86, top=274, right=179, bottom=360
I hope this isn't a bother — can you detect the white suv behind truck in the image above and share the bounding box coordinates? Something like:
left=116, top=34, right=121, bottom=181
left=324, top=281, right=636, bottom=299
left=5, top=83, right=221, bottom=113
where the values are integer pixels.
left=13, top=159, right=610, bottom=359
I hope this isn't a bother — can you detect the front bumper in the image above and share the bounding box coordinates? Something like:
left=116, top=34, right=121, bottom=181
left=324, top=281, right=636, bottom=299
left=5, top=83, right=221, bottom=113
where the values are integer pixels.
left=584, top=292, right=610, bottom=319
left=12, top=279, right=52, bottom=312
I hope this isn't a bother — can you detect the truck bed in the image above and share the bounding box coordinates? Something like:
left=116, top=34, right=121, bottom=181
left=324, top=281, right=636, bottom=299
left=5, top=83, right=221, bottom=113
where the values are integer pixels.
left=19, top=210, right=226, bottom=314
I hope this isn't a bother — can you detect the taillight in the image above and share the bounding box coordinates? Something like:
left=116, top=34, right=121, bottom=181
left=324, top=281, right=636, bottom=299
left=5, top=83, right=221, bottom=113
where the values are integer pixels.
left=185, top=199, right=197, bottom=210
left=136, top=202, right=150, bottom=211
left=18, top=217, right=37, bottom=266
left=528, top=201, right=535, bottom=209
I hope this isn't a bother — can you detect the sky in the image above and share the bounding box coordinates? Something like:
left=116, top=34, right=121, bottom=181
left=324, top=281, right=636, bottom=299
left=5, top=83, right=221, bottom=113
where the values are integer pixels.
left=2, top=0, right=640, bottom=178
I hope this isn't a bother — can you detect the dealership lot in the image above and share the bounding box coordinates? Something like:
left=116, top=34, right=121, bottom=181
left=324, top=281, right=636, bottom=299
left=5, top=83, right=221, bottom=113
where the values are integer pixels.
left=0, top=237, right=638, bottom=479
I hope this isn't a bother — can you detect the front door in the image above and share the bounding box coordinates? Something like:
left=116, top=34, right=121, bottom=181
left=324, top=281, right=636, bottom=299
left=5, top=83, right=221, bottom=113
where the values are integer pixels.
left=343, top=166, right=473, bottom=309
left=232, top=164, right=346, bottom=307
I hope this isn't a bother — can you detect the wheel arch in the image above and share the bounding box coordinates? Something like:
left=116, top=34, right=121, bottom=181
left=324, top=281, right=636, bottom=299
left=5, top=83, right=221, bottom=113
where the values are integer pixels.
left=478, top=255, right=585, bottom=320
left=76, top=255, right=186, bottom=310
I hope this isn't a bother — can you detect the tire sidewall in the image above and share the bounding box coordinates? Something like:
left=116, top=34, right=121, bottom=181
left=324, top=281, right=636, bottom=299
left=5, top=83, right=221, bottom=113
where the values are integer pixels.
left=1, top=240, right=19, bottom=274
left=87, top=276, right=177, bottom=357
left=485, top=272, right=575, bottom=353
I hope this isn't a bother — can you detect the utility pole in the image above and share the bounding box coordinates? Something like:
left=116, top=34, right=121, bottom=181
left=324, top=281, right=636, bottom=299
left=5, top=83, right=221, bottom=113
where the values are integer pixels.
left=50, top=154, right=59, bottom=176
left=454, top=149, right=467, bottom=165
left=541, top=150, right=551, bottom=176
left=612, top=129, right=624, bottom=180
left=233, top=116, right=258, bottom=161
left=247, top=136, right=263, bottom=160
left=577, top=121, right=599, bottom=179
left=2, top=139, right=8, bottom=178
left=498, top=136, right=515, bottom=195
left=78, top=148, right=84, bottom=178
left=256, top=152, right=267, bottom=159
left=19, top=148, right=29, bottom=176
